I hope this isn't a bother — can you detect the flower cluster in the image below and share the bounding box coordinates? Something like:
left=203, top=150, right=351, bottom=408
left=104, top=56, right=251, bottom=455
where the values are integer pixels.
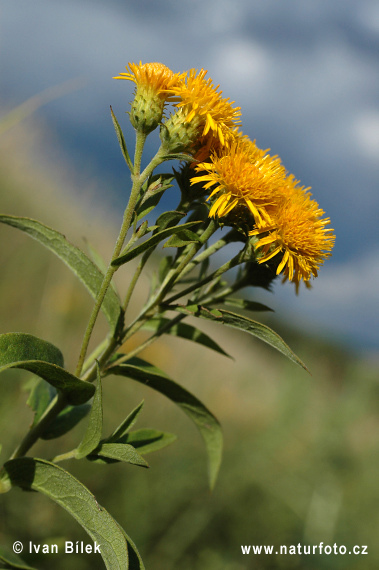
left=114, top=62, right=335, bottom=290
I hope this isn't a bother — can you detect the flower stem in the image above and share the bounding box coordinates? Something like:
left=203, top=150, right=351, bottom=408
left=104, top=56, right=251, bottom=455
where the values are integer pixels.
left=75, top=131, right=148, bottom=378
left=164, top=248, right=246, bottom=305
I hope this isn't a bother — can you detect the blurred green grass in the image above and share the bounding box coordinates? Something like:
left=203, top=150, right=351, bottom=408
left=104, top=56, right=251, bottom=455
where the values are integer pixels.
left=0, top=122, right=378, bottom=570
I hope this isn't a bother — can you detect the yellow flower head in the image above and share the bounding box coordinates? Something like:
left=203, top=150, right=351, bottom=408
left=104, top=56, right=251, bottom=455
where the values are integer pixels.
left=114, top=62, right=181, bottom=99
left=114, top=62, right=183, bottom=134
left=167, top=69, right=242, bottom=146
left=251, top=179, right=335, bottom=291
left=191, top=137, right=286, bottom=226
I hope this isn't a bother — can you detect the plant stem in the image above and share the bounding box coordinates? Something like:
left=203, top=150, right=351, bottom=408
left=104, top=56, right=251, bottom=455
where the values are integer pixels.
left=163, top=248, right=246, bottom=306
left=75, top=131, right=148, bottom=377
left=107, top=313, right=186, bottom=368
left=77, top=148, right=172, bottom=381
left=150, top=218, right=218, bottom=307
left=51, top=449, right=78, bottom=463
left=9, top=394, right=68, bottom=460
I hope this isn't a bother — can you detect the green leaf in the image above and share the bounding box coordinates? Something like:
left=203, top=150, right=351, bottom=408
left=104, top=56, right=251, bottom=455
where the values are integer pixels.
left=41, top=403, right=91, bottom=440
left=112, top=221, right=201, bottom=267
left=222, top=297, right=274, bottom=312
left=110, top=106, right=133, bottom=173
left=107, top=400, right=144, bottom=443
left=116, top=526, right=145, bottom=570
left=0, top=215, right=122, bottom=333
left=107, top=358, right=223, bottom=489
left=141, top=317, right=231, bottom=358
left=2, top=458, right=144, bottom=569
left=76, top=367, right=103, bottom=458
left=0, top=333, right=95, bottom=405
left=136, top=175, right=174, bottom=222
left=0, top=332, right=63, bottom=367
left=163, top=228, right=201, bottom=248
left=88, top=443, right=148, bottom=467
left=26, top=378, right=57, bottom=427
left=155, top=210, right=185, bottom=230
left=171, top=305, right=308, bottom=371
left=0, top=546, right=37, bottom=570
left=119, top=428, right=177, bottom=455
left=160, top=153, right=194, bottom=163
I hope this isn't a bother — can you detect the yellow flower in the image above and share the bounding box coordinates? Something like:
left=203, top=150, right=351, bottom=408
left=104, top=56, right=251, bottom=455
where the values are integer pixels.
left=251, top=179, right=335, bottom=290
left=114, top=61, right=181, bottom=99
left=114, top=62, right=183, bottom=134
left=191, top=137, right=286, bottom=225
left=168, top=69, right=242, bottom=146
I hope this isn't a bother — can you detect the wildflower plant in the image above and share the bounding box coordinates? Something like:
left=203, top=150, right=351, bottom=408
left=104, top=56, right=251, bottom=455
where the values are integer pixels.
left=0, top=62, right=335, bottom=568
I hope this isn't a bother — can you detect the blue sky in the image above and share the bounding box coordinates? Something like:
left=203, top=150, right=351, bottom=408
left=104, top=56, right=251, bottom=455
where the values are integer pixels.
left=1, top=0, right=379, bottom=351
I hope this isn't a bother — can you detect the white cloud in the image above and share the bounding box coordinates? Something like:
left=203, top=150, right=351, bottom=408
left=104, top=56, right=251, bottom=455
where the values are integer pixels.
left=266, top=249, right=379, bottom=350
left=353, top=111, right=379, bottom=161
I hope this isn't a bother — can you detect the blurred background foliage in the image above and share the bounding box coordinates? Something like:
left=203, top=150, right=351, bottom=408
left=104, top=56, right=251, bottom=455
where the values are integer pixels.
left=0, top=119, right=378, bottom=570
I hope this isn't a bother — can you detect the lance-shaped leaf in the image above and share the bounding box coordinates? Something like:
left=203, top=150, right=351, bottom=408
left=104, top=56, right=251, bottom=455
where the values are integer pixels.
left=107, top=400, right=145, bottom=443
left=141, top=317, right=231, bottom=358
left=112, top=221, right=201, bottom=267
left=155, top=210, right=186, bottom=230
left=76, top=368, right=103, bottom=458
left=160, top=152, right=194, bottom=163
left=2, top=458, right=144, bottom=569
left=87, top=443, right=148, bottom=467
left=170, top=305, right=308, bottom=371
left=0, top=333, right=95, bottom=405
left=107, top=358, right=223, bottom=489
left=136, top=175, right=174, bottom=222
left=221, top=297, right=274, bottom=312
left=0, top=215, right=123, bottom=332
left=110, top=106, right=133, bottom=172
left=118, top=428, right=177, bottom=455
left=0, top=546, right=37, bottom=570
left=163, top=228, right=201, bottom=248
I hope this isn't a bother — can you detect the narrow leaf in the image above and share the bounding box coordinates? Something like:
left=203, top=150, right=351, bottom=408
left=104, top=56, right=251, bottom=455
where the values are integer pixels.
left=136, top=175, right=174, bottom=222
left=155, top=210, right=185, bottom=230
left=163, top=229, right=201, bottom=248
left=3, top=458, right=142, bottom=569
left=76, top=367, right=103, bottom=458
left=222, top=297, right=274, bottom=312
left=171, top=305, right=308, bottom=371
left=107, top=400, right=144, bottom=443
left=88, top=443, right=148, bottom=467
left=119, top=428, right=177, bottom=455
left=0, top=215, right=122, bottom=332
left=112, top=221, right=201, bottom=267
left=107, top=358, right=223, bottom=489
left=110, top=106, right=133, bottom=172
left=0, top=546, right=37, bottom=570
left=113, top=523, right=145, bottom=570
left=0, top=333, right=95, bottom=405
left=141, top=317, right=231, bottom=358
left=160, top=153, right=194, bottom=162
